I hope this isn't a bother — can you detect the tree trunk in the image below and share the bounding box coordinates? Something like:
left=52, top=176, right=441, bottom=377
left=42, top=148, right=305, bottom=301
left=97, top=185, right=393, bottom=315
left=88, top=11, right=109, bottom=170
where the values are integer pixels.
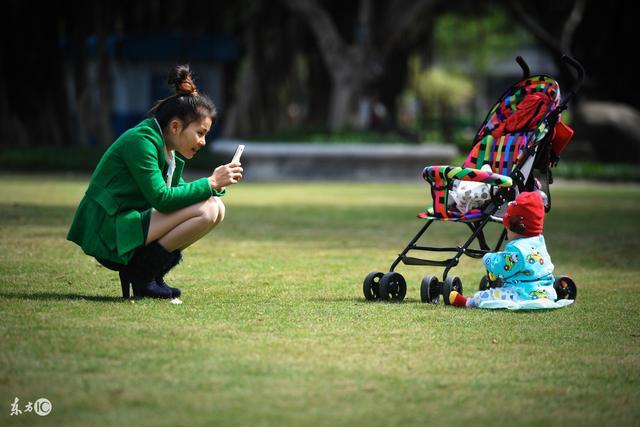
left=222, top=56, right=260, bottom=138
left=71, top=4, right=92, bottom=146
left=281, top=0, right=377, bottom=130
left=329, top=80, right=357, bottom=131
left=306, top=50, right=331, bottom=127
left=282, top=0, right=438, bottom=131
left=223, top=0, right=293, bottom=138
left=222, top=3, right=262, bottom=138
left=507, top=0, right=586, bottom=85
left=95, top=3, right=113, bottom=147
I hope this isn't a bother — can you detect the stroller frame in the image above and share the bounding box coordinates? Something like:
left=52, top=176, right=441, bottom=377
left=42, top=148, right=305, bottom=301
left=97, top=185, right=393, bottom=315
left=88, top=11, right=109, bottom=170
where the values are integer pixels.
left=364, top=56, right=584, bottom=304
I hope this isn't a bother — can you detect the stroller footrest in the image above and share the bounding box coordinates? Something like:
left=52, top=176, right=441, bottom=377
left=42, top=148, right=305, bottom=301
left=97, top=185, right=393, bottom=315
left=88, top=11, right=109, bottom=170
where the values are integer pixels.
left=401, top=255, right=458, bottom=267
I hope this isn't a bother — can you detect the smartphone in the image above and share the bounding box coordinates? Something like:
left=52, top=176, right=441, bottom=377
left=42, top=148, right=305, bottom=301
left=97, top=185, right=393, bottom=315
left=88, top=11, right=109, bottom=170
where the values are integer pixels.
left=231, top=144, right=245, bottom=163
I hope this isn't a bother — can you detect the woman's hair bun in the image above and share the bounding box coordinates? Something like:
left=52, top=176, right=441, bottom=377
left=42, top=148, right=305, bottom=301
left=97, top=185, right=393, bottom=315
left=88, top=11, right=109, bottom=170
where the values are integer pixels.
left=168, top=64, right=198, bottom=95
left=148, top=64, right=215, bottom=127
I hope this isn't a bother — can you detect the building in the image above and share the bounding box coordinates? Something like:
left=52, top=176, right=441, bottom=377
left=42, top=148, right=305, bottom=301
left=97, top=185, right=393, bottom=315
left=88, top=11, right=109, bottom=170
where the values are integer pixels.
left=65, top=32, right=240, bottom=143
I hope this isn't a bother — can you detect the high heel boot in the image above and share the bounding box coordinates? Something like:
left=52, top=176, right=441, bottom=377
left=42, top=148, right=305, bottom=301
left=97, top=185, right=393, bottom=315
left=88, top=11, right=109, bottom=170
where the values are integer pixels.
left=119, top=242, right=173, bottom=299
left=155, top=250, right=182, bottom=298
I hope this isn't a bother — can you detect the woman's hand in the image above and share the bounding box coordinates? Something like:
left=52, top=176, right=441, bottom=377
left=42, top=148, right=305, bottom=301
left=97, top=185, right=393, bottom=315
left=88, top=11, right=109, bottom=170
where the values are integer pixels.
left=209, top=162, right=243, bottom=191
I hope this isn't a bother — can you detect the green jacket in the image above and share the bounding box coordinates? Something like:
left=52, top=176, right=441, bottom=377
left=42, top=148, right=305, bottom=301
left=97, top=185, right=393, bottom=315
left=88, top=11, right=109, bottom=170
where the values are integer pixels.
left=67, top=118, right=221, bottom=264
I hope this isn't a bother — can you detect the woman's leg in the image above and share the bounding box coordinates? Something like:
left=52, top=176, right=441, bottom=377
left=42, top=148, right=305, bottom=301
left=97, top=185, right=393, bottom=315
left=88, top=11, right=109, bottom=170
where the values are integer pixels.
left=170, top=197, right=225, bottom=251
left=145, top=197, right=225, bottom=251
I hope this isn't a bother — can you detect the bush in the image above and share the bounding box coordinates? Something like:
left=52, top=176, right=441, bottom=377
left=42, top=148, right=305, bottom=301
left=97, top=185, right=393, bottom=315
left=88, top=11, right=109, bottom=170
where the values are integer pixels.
left=552, top=161, right=640, bottom=182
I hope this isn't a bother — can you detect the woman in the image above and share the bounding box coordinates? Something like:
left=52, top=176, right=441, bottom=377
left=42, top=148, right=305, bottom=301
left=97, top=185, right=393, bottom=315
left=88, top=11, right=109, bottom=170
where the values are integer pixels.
left=67, top=65, right=242, bottom=299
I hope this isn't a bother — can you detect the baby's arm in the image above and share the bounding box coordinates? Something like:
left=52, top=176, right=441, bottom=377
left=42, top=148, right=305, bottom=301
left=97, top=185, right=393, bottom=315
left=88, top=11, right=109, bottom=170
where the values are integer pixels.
left=482, top=247, right=524, bottom=281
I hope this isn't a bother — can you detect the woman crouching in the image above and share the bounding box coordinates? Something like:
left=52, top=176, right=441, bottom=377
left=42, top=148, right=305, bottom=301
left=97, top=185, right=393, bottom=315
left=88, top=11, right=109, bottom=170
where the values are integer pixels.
left=67, top=64, right=242, bottom=299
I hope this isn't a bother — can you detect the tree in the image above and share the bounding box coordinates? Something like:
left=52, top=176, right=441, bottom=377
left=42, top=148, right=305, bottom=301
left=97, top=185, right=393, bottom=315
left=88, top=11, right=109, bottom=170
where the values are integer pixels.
left=281, top=0, right=441, bottom=130
left=413, top=65, right=473, bottom=143
left=0, top=1, right=73, bottom=147
left=1, top=0, right=248, bottom=147
left=507, top=0, right=586, bottom=85
left=222, top=1, right=300, bottom=138
left=507, top=0, right=640, bottom=162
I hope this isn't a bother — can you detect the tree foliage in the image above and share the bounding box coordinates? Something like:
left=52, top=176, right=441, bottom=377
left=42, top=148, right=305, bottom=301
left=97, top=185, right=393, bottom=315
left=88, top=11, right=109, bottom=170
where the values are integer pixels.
left=434, top=6, right=532, bottom=72
left=0, top=0, right=635, bottom=151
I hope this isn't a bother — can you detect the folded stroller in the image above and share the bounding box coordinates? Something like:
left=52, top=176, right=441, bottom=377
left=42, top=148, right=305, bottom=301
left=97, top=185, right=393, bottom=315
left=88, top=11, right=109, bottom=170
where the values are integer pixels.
left=363, top=55, right=584, bottom=303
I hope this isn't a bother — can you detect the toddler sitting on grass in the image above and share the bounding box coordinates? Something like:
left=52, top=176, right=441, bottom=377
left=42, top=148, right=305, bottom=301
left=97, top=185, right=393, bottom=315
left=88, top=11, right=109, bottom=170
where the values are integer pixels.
left=449, top=191, right=572, bottom=310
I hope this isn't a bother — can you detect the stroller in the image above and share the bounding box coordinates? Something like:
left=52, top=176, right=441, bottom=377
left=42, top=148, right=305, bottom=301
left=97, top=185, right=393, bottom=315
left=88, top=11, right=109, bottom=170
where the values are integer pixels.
left=363, top=55, right=584, bottom=304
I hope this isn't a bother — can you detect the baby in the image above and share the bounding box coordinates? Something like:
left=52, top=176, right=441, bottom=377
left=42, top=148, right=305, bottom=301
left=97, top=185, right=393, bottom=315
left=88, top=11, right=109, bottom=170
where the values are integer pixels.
left=449, top=191, right=560, bottom=309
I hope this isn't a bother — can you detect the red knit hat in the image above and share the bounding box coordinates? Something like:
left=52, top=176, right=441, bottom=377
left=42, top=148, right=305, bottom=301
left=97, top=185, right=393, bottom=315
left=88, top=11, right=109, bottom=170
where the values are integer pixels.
left=502, top=191, right=545, bottom=236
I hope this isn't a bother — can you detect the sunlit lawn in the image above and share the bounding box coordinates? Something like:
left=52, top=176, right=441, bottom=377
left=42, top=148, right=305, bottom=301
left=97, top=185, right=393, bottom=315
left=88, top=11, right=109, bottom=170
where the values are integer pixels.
left=1, top=174, right=639, bottom=426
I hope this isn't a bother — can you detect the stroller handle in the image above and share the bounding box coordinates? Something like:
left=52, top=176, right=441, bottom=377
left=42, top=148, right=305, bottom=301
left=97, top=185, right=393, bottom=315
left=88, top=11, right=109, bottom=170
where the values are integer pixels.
left=561, top=54, right=585, bottom=97
left=516, top=56, right=530, bottom=79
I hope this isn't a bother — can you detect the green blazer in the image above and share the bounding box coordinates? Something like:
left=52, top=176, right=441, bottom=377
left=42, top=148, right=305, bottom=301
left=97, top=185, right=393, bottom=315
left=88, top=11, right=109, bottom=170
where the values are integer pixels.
left=67, top=118, right=222, bottom=264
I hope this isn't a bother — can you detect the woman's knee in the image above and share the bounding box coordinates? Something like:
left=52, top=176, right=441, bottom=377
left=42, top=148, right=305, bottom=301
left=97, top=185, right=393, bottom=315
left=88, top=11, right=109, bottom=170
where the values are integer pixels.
left=213, top=197, right=225, bottom=225
left=200, top=197, right=225, bottom=227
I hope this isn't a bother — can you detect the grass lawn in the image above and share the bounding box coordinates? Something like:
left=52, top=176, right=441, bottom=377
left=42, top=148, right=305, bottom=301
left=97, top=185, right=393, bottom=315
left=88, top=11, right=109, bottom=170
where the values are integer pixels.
left=1, top=174, right=639, bottom=427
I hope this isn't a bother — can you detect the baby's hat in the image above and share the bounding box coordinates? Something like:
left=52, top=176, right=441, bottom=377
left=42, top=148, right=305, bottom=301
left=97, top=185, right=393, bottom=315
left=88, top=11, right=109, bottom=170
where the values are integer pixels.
left=502, top=191, right=544, bottom=236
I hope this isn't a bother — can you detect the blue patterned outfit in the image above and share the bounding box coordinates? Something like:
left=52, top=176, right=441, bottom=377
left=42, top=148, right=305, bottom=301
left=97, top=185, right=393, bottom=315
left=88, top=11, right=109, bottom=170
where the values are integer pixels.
left=468, top=235, right=560, bottom=309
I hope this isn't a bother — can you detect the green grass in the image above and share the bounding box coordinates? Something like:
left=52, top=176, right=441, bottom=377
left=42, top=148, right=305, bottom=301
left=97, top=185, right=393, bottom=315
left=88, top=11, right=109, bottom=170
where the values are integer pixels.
left=1, top=175, right=639, bottom=427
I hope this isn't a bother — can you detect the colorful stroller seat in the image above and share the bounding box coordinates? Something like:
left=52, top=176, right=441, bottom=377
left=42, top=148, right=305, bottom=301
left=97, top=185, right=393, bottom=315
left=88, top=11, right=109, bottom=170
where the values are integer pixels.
left=363, top=56, right=583, bottom=304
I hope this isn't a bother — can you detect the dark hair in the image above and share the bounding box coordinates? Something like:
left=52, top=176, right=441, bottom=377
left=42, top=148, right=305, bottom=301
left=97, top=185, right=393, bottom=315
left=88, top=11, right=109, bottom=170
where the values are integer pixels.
left=507, top=215, right=527, bottom=234
left=148, top=64, right=217, bottom=130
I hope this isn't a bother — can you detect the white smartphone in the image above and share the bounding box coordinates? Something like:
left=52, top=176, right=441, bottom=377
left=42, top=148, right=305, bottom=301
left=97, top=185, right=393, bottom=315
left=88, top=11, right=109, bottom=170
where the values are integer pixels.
left=231, top=144, right=245, bottom=163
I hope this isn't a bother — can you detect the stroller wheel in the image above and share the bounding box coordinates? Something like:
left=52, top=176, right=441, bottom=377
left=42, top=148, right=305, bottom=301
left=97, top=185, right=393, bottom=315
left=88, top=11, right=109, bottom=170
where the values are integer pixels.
left=378, top=272, right=407, bottom=302
left=554, top=276, right=577, bottom=300
left=420, top=275, right=440, bottom=304
left=479, top=275, right=490, bottom=291
left=363, top=272, right=383, bottom=301
left=442, top=276, right=463, bottom=306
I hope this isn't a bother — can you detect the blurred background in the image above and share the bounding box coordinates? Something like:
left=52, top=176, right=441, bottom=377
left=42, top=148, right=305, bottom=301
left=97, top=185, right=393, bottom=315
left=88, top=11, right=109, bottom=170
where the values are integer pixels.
left=0, top=0, right=637, bottom=181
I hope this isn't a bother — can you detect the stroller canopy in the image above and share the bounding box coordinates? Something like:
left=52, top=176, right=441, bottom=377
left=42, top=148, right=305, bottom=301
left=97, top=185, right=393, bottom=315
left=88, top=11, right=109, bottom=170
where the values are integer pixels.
left=464, top=75, right=561, bottom=175
left=476, top=75, right=560, bottom=141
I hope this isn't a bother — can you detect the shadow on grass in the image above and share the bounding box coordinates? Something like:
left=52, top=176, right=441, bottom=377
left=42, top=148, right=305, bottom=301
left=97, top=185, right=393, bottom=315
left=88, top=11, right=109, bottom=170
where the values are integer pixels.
left=311, top=296, right=424, bottom=304
left=0, top=291, right=123, bottom=303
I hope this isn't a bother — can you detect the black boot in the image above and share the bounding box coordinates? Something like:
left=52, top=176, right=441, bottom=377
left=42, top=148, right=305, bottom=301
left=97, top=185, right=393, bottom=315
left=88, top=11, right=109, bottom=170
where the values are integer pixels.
left=155, top=250, right=182, bottom=298
left=120, top=242, right=173, bottom=299
left=95, top=258, right=130, bottom=298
